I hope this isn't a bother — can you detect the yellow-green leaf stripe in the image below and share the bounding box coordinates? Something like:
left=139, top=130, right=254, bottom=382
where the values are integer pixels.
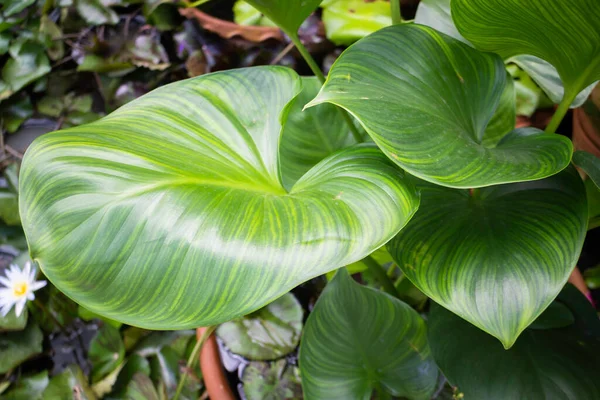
left=19, top=67, right=419, bottom=329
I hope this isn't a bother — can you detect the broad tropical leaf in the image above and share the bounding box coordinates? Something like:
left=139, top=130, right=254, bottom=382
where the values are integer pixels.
left=428, top=285, right=600, bottom=399
left=243, top=0, right=322, bottom=35
left=415, top=0, right=593, bottom=108
left=387, top=166, right=588, bottom=348
left=309, top=24, right=572, bottom=188
left=573, top=151, right=600, bottom=189
left=299, top=270, right=438, bottom=400
left=452, top=0, right=600, bottom=104
left=280, top=76, right=357, bottom=189
left=20, top=67, right=419, bottom=329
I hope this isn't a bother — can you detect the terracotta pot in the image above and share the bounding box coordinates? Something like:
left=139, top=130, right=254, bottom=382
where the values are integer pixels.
left=197, top=327, right=236, bottom=400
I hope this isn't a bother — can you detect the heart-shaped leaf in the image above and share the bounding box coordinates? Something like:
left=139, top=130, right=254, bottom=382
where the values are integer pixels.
left=428, top=285, right=600, bottom=399
left=299, top=269, right=438, bottom=400
left=387, top=166, right=588, bottom=348
left=452, top=0, right=600, bottom=104
left=573, top=151, right=600, bottom=189
left=20, top=67, right=419, bottom=329
left=415, top=0, right=594, bottom=109
left=309, top=24, right=572, bottom=188
left=89, top=324, right=126, bottom=383
left=243, top=0, right=322, bottom=35
left=280, top=76, right=357, bottom=189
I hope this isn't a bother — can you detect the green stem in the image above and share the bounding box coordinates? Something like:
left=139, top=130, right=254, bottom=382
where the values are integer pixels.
left=362, top=256, right=400, bottom=298
left=391, top=0, right=402, bottom=25
left=289, top=34, right=326, bottom=83
left=173, top=325, right=217, bottom=400
left=289, top=33, right=364, bottom=143
left=375, top=383, right=392, bottom=400
left=545, top=91, right=577, bottom=134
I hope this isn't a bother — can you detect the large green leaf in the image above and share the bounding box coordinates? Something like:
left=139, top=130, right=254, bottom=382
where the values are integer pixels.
left=388, top=167, right=588, bottom=348
left=428, top=285, right=600, bottom=399
left=20, top=67, right=419, bottom=329
left=242, top=0, right=322, bottom=35
left=309, top=24, right=571, bottom=188
left=573, top=151, right=600, bottom=189
left=217, top=293, right=303, bottom=360
left=415, top=0, right=593, bottom=109
left=299, top=270, right=438, bottom=400
left=452, top=0, right=600, bottom=105
left=280, top=76, right=357, bottom=189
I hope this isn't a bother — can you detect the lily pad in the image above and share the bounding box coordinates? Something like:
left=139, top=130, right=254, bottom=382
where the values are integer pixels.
left=321, top=0, right=392, bottom=45
left=242, top=359, right=302, bottom=400
left=217, top=293, right=303, bottom=361
left=1, top=371, right=49, bottom=400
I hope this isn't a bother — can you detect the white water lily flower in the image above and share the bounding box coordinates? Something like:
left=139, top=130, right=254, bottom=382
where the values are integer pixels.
left=0, top=261, right=47, bottom=317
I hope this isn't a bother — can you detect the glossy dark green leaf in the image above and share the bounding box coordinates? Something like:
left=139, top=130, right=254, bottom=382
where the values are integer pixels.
left=20, top=67, right=419, bottom=329
left=573, top=151, right=600, bottom=189
left=299, top=270, right=438, bottom=400
left=89, top=324, right=126, bottom=383
left=242, top=359, right=302, bottom=400
left=388, top=167, right=588, bottom=348
left=243, top=0, right=322, bottom=35
left=0, top=322, right=43, bottom=374
left=452, top=0, right=600, bottom=105
left=1, top=94, right=33, bottom=134
left=321, top=0, right=392, bottom=46
left=280, top=76, right=357, bottom=189
left=310, top=24, right=571, bottom=188
left=42, top=365, right=97, bottom=400
left=1, top=42, right=51, bottom=94
left=1, top=371, right=49, bottom=400
left=415, top=0, right=593, bottom=109
left=217, top=293, right=303, bottom=360
left=527, top=301, right=574, bottom=330
left=428, top=285, right=600, bottom=399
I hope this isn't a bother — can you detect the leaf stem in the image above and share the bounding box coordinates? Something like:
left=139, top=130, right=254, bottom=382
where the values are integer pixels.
left=545, top=91, right=576, bottom=134
left=362, top=255, right=400, bottom=298
left=173, top=325, right=217, bottom=400
left=375, top=382, right=392, bottom=400
left=391, top=0, right=402, bottom=25
left=289, top=33, right=364, bottom=143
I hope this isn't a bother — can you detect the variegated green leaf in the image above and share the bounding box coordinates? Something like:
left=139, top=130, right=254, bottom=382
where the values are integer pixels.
left=19, top=67, right=419, bottom=329
left=280, top=76, right=357, bottom=190
left=309, top=24, right=572, bottom=188
left=299, top=269, right=438, bottom=400
left=452, top=0, right=600, bottom=105
left=428, top=285, right=600, bottom=399
left=242, top=0, right=322, bottom=35
left=573, top=151, right=600, bottom=189
left=387, top=166, right=588, bottom=348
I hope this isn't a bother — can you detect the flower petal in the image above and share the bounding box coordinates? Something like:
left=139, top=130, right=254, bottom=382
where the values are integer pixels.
left=14, top=299, right=26, bottom=317
left=0, top=276, right=11, bottom=288
left=30, top=280, right=47, bottom=292
left=1, top=303, right=13, bottom=317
